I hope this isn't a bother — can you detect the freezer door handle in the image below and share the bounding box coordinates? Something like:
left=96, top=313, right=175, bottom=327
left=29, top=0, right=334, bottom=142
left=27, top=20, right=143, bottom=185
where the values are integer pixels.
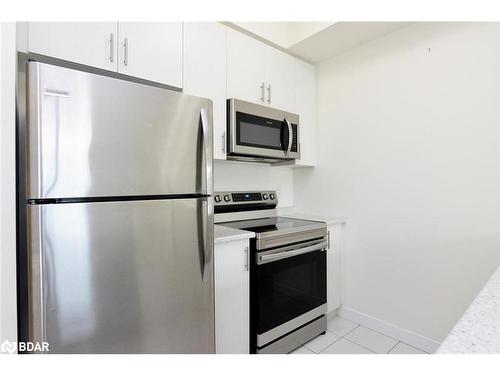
left=197, top=197, right=214, bottom=282
left=27, top=205, right=48, bottom=347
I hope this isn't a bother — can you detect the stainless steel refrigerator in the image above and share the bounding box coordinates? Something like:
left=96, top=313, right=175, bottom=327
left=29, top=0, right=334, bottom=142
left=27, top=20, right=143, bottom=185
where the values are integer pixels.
left=17, top=61, right=214, bottom=353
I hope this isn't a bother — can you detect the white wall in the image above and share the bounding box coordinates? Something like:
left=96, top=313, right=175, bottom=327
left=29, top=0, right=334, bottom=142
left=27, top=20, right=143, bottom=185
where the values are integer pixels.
left=0, top=22, right=18, bottom=344
left=214, top=161, right=293, bottom=207
left=293, top=23, right=500, bottom=342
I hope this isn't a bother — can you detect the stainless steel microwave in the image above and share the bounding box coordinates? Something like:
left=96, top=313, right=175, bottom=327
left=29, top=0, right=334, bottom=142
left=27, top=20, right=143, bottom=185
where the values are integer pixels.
left=227, top=98, right=300, bottom=162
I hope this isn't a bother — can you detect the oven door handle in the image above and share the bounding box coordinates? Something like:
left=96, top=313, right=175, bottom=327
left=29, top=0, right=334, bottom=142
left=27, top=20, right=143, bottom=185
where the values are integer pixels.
left=257, top=240, right=327, bottom=265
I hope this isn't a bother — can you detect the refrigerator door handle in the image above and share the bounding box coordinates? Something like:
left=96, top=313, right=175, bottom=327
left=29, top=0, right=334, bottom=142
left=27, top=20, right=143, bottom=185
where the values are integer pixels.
left=200, top=106, right=213, bottom=196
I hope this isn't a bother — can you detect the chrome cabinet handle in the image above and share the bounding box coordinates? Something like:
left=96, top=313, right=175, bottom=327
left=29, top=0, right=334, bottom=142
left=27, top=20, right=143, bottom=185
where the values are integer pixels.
left=260, top=82, right=265, bottom=102
left=109, top=33, right=114, bottom=63
left=244, top=246, right=249, bottom=271
left=267, top=84, right=271, bottom=104
left=222, top=132, right=226, bottom=154
left=123, top=37, right=129, bottom=66
left=257, top=240, right=327, bottom=265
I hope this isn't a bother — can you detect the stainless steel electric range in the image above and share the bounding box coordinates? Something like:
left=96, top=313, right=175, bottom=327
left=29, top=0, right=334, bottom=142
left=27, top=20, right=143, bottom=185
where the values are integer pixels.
left=214, top=191, right=328, bottom=354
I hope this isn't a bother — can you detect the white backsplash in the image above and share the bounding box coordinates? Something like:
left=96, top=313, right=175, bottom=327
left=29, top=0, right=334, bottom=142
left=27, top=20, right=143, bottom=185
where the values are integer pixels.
left=213, top=160, right=294, bottom=207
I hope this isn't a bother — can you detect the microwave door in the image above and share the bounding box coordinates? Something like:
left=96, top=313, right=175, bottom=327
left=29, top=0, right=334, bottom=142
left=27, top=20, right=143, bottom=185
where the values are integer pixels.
left=227, top=98, right=300, bottom=161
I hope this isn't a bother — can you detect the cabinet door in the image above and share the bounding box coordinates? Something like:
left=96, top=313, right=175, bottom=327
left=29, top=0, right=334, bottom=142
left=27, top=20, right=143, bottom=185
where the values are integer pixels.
left=327, top=225, right=342, bottom=313
left=184, top=22, right=227, bottom=160
left=215, top=239, right=250, bottom=354
left=293, top=58, right=317, bottom=166
left=28, top=22, right=118, bottom=71
left=265, top=46, right=294, bottom=112
left=118, top=22, right=182, bottom=88
left=227, top=28, right=267, bottom=105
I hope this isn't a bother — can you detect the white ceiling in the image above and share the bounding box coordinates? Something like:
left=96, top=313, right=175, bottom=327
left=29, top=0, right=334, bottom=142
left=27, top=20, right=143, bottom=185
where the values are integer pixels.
left=288, top=22, right=412, bottom=63
left=226, top=22, right=412, bottom=64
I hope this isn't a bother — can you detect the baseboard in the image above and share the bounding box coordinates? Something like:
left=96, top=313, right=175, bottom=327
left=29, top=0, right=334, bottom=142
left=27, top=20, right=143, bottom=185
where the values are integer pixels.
left=337, top=306, right=441, bottom=354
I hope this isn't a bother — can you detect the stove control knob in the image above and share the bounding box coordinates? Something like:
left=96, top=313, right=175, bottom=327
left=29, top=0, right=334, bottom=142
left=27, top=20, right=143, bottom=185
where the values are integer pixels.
left=214, top=195, right=221, bottom=203
left=224, top=194, right=231, bottom=202
left=262, top=193, right=269, bottom=200
left=269, top=193, right=276, bottom=200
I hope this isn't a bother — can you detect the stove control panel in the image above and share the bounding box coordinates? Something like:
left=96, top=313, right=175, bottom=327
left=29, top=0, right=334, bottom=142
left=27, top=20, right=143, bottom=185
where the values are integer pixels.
left=213, top=190, right=278, bottom=209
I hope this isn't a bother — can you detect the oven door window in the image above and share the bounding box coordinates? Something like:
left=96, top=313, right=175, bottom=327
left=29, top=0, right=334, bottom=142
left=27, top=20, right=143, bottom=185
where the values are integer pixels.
left=236, top=112, right=285, bottom=151
left=254, top=249, right=327, bottom=335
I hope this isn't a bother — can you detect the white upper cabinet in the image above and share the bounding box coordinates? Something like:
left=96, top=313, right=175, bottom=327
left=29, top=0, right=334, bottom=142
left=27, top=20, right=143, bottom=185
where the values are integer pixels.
left=227, top=28, right=294, bottom=111
left=118, top=23, right=183, bottom=88
left=27, top=22, right=183, bottom=88
left=265, top=47, right=294, bottom=112
left=184, top=22, right=227, bottom=160
left=293, top=58, right=317, bottom=166
left=226, top=28, right=267, bottom=106
left=28, top=22, right=118, bottom=72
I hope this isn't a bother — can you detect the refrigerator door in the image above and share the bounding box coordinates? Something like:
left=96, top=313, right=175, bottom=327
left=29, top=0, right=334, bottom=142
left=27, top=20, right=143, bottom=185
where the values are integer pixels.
left=26, top=62, right=213, bottom=199
left=27, top=198, right=214, bottom=353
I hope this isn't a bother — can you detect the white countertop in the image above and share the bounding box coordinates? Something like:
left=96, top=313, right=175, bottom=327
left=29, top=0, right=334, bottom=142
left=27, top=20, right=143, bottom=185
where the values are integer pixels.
left=277, top=210, right=347, bottom=226
left=437, top=265, right=500, bottom=353
left=214, top=224, right=255, bottom=244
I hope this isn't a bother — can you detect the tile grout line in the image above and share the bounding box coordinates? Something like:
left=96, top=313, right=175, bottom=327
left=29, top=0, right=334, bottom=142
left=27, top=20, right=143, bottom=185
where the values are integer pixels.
left=309, top=333, right=343, bottom=354
left=339, top=323, right=360, bottom=338
left=325, top=318, right=430, bottom=354
left=387, top=340, right=400, bottom=354
left=327, top=319, right=360, bottom=339
left=341, top=336, right=378, bottom=354
left=344, top=322, right=406, bottom=350
left=342, top=324, right=399, bottom=354
left=353, top=324, right=401, bottom=343
left=394, top=341, right=430, bottom=354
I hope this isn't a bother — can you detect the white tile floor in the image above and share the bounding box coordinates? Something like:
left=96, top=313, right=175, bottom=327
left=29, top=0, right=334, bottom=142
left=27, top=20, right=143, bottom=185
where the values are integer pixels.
left=290, top=315, right=428, bottom=354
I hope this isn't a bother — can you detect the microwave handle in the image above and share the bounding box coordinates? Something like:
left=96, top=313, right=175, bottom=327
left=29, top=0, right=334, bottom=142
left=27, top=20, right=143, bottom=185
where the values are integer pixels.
left=284, top=117, right=293, bottom=155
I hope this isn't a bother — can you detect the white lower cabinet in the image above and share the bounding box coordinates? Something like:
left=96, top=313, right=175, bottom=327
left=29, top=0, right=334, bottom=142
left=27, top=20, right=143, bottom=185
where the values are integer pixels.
left=326, top=224, right=343, bottom=313
left=215, top=239, right=250, bottom=353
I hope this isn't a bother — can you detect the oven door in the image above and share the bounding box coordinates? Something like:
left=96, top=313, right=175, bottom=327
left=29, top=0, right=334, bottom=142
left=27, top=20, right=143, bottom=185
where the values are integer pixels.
left=228, top=99, right=299, bottom=160
left=253, top=238, right=327, bottom=348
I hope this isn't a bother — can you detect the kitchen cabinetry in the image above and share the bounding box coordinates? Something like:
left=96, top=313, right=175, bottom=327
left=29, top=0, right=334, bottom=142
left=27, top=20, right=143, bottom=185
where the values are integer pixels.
left=28, top=22, right=118, bottom=72
left=227, top=28, right=294, bottom=112
left=183, top=22, right=227, bottom=160
left=27, top=22, right=183, bottom=88
left=326, top=223, right=343, bottom=313
left=293, top=58, right=317, bottom=167
left=215, top=238, right=250, bottom=354
left=118, top=23, right=182, bottom=87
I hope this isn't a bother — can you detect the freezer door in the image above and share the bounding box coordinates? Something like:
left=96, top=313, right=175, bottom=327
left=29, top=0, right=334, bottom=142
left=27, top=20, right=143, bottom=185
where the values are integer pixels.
left=27, top=198, right=214, bottom=353
left=26, top=62, right=213, bottom=199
